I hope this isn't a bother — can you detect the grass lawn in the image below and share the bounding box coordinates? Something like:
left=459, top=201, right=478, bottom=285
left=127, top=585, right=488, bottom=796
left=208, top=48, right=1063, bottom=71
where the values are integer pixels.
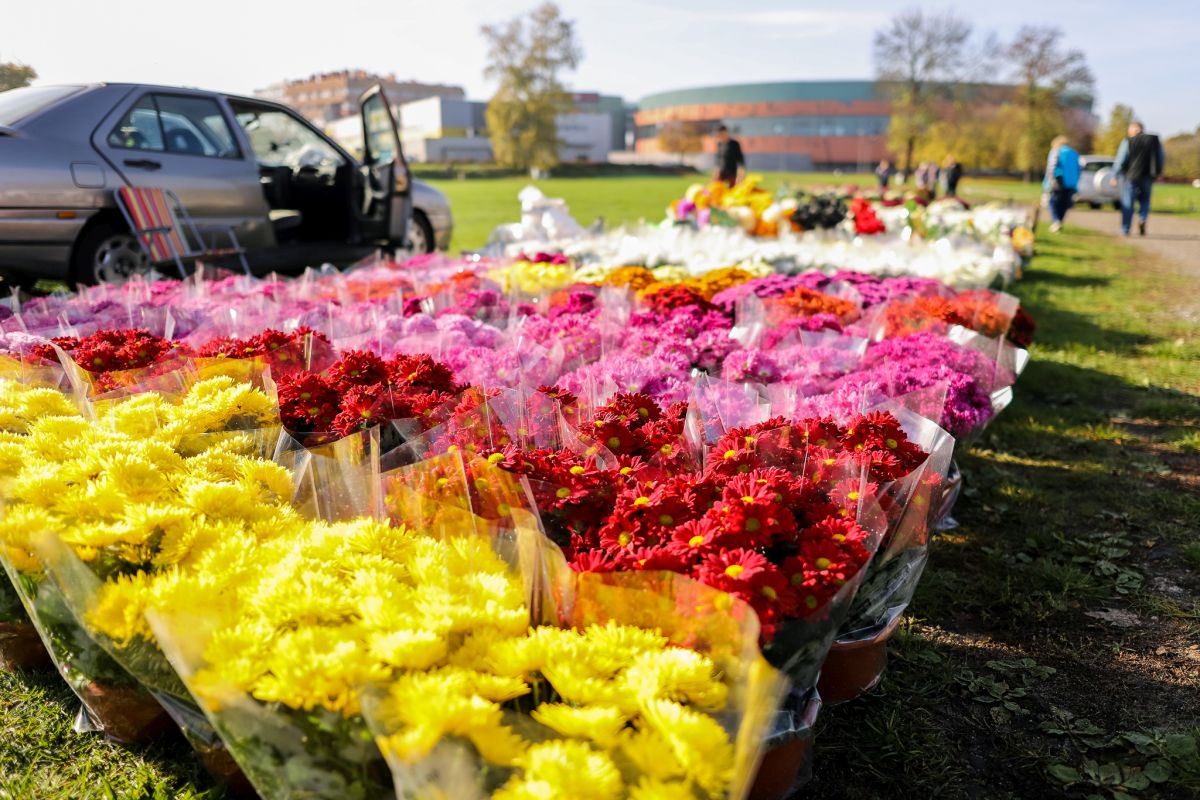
left=427, top=172, right=1200, bottom=251
left=1, top=213, right=1199, bottom=798
left=809, top=224, right=1200, bottom=798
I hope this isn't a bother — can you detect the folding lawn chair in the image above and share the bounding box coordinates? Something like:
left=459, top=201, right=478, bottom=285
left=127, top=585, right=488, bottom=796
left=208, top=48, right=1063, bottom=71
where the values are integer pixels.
left=115, top=186, right=250, bottom=278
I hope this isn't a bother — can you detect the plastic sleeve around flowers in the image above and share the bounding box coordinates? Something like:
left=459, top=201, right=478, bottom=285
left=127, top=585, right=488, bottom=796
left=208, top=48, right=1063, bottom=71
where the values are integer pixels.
left=835, top=404, right=955, bottom=642
left=287, top=426, right=383, bottom=522
left=0, top=529, right=170, bottom=743
left=368, top=454, right=786, bottom=800
left=144, top=454, right=545, bottom=799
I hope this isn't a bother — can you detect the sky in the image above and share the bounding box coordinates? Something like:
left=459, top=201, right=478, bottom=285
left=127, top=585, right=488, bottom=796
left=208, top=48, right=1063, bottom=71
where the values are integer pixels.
left=4, top=0, right=1198, bottom=136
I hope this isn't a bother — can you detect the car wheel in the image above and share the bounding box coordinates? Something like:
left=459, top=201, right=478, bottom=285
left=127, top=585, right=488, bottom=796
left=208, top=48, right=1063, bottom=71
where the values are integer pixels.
left=72, top=222, right=151, bottom=285
left=1112, top=201, right=1122, bottom=211
left=407, top=210, right=435, bottom=255
left=1089, top=202, right=1101, bottom=209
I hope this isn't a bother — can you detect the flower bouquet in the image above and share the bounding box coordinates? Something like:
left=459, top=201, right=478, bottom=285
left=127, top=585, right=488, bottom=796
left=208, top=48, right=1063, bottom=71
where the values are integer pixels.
left=365, top=454, right=787, bottom=800
left=817, top=403, right=955, bottom=703
left=1, top=375, right=282, bottom=756
left=0, top=374, right=79, bottom=671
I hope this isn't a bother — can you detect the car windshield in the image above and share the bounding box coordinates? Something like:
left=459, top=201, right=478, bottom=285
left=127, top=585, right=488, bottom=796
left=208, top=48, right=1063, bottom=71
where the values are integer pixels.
left=0, top=85, right=85, bottom=126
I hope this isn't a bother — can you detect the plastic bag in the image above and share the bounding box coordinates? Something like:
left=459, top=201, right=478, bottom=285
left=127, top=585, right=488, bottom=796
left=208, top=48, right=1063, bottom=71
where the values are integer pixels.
left=835, top=406, right=954, bottom=641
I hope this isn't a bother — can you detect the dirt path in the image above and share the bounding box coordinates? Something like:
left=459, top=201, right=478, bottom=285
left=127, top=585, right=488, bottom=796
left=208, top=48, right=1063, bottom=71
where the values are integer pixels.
left=1068, top=209, right=1200, bottom=278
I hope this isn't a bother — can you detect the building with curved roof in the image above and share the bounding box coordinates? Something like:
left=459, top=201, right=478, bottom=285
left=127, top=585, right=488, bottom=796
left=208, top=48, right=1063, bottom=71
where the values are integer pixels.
left=634, top=80, right=893, bottom=172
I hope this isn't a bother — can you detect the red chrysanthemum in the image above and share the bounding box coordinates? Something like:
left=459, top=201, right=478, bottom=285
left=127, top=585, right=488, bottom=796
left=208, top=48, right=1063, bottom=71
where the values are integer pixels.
left=389, top=354, right=457, bottom=392
left=327, top=350, right=389, bottom=388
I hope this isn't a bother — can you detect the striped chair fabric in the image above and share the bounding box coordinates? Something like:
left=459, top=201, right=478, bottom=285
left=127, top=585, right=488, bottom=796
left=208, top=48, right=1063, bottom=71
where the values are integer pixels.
left=116, top=186, right=190, bottom=264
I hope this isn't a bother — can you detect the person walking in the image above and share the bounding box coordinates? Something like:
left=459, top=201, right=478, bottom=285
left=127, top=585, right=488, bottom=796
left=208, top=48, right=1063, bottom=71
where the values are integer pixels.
left=915, top=161, right=938, bottom=198
left=1043, top=135, right=1081, bottom=233
left=713, top=125, right=745, bottom=187
left=1113, top=121, right=1165, bottom=236
left=941, top=154, right=963, bottom=197
left=875, top=159, right=894, bottom=191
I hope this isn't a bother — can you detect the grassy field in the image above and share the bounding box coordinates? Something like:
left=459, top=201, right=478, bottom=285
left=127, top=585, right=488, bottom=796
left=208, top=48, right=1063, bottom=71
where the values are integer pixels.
left=809, top=225, right=1200, bottom=798
left=1, top=202, right=1199, bottom=798
left=426, top=172, right=1200, bottom=251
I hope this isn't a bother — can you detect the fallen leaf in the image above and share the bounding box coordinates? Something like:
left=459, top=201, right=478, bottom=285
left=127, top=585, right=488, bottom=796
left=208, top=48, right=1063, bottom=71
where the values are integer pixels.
left=1084, top=608, right=1140, bottom=628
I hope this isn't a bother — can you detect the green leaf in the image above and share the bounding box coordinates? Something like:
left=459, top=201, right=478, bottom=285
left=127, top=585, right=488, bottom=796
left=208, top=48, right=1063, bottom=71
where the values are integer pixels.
left=1163, top=733, right=1197, bottom=758
left=1143, top=760, right=1172, bottom=783
left=1048, top=764, right=1082, bottom=784
left=1098, top=762, right=1122, bottom=785
left=1122, top=771, right=1150, bottom=791
left=1121, top=732, right=1155, bottom=752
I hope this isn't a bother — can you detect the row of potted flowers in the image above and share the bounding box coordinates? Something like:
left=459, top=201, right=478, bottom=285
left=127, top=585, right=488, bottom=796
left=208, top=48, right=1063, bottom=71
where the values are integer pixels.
left=0, top=345, right=951, bottom=798
left=664, top=178, right=1032, bottom=249
left=0, top=254, right=1032, bottom=796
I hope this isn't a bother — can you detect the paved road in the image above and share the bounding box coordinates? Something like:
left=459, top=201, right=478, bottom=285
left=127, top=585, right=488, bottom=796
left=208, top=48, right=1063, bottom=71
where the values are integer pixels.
left=1067, top=209, right=1200, bottom=277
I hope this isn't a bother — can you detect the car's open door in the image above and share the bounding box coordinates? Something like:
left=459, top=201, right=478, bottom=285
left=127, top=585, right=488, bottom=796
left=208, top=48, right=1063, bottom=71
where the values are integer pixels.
left=357, top=85, right=412, bottom=248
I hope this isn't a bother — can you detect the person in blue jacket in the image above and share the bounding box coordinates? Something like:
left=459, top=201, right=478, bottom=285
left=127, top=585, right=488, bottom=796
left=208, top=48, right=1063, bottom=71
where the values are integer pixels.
left=1044, top=135, right=1080, bottom=233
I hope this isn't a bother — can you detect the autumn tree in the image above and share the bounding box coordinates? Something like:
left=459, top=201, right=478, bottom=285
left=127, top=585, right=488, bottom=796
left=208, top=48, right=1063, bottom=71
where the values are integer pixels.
left=0, top=58, right=37, bottom=92
left=873, top=8, right=984, bottom=179
left=1003, top=26, right=1094, bottom=180
left=1095, top=104, right=1136, bottom=157
left=481, top=2, right=582, bottom=172
left=656, top=121, right=703, bottom=163
left=914, top=101, right=1021, bottom=172
left=1164, top=129, right=1200, bottom=180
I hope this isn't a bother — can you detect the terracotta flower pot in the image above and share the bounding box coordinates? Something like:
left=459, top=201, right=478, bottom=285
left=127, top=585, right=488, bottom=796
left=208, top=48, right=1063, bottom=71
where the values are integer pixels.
left=748, top=691, right=822, bottom=800
left=78, top=681, right=174, bottom=744
left=0, top=621, right=54, bottom=671
left=816, top=614, right=903, bottom=705
left=198, top=742, right=258, bottom=799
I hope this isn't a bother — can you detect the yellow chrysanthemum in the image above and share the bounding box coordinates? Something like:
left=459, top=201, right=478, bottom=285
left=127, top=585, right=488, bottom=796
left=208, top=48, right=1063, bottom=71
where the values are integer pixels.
left=500, top=740, right=623, bottom=800
left=531, top=703, right=628, bottom=747
left=638, top=698, right=735, bottom=797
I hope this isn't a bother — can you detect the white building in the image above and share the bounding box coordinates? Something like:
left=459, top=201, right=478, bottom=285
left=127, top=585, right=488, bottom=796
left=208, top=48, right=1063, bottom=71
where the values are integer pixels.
left=326, top=96, right=614, bottom=164
left=555, top=112, right=611, bottom=163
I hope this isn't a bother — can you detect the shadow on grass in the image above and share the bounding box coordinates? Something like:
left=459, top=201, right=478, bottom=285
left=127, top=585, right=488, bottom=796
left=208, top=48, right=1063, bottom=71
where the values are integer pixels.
left=811, top=618, right=1200, bottom=800
left=810, top=300, right=1199, bottom=800
left=1019, top=267, right=1111, bottom=289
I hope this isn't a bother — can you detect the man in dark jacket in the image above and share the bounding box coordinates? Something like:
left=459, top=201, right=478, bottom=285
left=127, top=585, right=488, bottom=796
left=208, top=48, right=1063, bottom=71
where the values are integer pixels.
left=714, top=125, right=745, bottom=186
left=1114, top=121, right=1166, bottom=236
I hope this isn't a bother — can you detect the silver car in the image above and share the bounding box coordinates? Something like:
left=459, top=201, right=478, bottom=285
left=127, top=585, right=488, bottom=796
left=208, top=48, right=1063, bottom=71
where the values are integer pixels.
left=0, top=83, right=453, bottom=284
left=1073, top=155, right=1121, bottom=209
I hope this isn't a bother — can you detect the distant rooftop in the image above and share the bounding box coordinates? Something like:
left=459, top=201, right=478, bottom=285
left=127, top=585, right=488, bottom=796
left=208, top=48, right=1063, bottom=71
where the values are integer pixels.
left=638, top=81, right=882, bottom=110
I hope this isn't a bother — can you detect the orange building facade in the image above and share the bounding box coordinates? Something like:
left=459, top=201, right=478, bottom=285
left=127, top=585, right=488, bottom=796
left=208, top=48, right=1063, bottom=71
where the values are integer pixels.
left=635, top=81, right=893, bottom=171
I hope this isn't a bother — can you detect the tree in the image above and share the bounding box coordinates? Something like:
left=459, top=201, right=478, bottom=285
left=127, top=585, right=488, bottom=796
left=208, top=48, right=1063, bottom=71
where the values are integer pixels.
left=480, top=2, right=582, bottom=172
left=914, top=101, right=1021, bottom=172
left=1095, top=104, right=1136, bottom=157
left=0, top=58, right=37, bottom=92
left=1003, top=26, right=1094, bottom=180
left=873, top=8, right=981, bottom=180
left=1164, top=130, right=1200, bottom=181
left=656, top=121, right=703, bottom=164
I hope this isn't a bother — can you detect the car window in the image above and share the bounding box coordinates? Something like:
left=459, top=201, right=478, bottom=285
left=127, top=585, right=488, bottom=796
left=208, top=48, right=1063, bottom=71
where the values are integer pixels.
left=0, top=85, right=85, bottom=126
left=228, top=101, right=345, bottom=170
left=154, top=95, right=240, bottom=158
left=362, top=93, right=399, bottom=165
left=1081, top=161, right=1112, bottom=173
left=107, top=96, right=164, bottom=151
left=107, top=94, right=239, bottom=158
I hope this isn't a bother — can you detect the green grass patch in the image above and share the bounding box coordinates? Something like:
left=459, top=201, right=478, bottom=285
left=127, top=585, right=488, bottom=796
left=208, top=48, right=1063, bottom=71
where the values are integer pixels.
left=807, top=218, right=1200, bottom=798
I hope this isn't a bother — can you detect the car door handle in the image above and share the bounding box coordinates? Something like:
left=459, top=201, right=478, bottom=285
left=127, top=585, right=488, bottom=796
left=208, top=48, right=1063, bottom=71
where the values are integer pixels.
left=123, top=158, right=162, bottom=170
